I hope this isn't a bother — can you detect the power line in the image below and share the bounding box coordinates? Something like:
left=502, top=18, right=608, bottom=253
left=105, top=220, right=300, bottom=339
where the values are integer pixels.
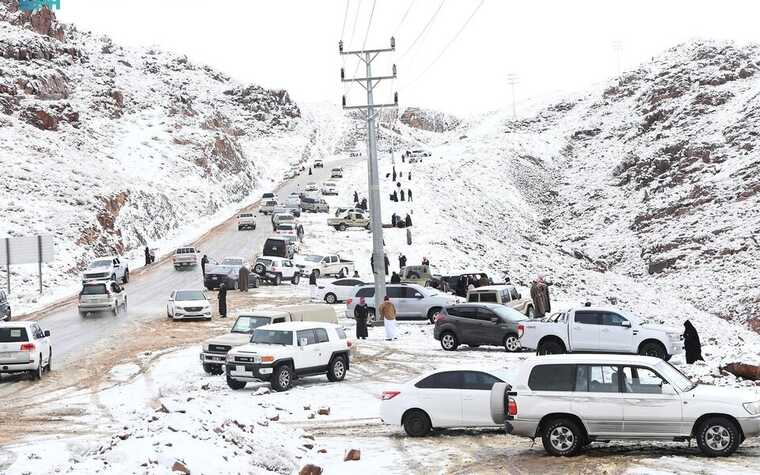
left=347, top=0, right=363, bottom=49
left=340, top=0, right=351, bottom=40
left=398, top=0, right=446, bottom=61
left=392, top=0, right=416, bottom=36
left=360, top=0, right=377, bottom=50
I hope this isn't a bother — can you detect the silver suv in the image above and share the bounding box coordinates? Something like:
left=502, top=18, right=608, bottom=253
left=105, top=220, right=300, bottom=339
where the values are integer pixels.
left=346, top=283, right=460, bottom=324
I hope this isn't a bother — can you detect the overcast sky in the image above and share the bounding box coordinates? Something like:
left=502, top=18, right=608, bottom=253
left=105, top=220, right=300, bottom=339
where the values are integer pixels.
left=58, top=0, right=760, bottom=116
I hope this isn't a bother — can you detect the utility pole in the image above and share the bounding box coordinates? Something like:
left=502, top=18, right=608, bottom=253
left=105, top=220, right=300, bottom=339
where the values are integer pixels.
left=507, top=73, right=518, bottom=119
left=612, top=40, right=623, bottom=76
left=339, top=37, right=398, bottom=308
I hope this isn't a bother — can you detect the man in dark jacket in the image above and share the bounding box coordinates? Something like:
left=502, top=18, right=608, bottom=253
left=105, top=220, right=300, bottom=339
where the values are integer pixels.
left=354, top=297, right=369, bottom=339
left=238, top=265, right=250, bottom=292
left=360, top=198, right=368, bottom=210
left=218, top=282, right=228, bottom=318
left=408, top=189, right=413, bottom=201
left=405, top=214, right=412, bottom=227
left=398, top=253, right=407, bottom=269
left=309, top=269, right=318, bottom=301
left=408, top=171, right=412, bottom=180
left=683, top=320, right=703, bottom=364
left=530, top=275, right=551, bottom=318
left=144, top=246, right=151, bottom=266
left=201, top=254, right=209, bottom=277
left=400, top=189, right=405, bottom=201
left=353, top=191, right=359, bottom=203
left=308, top=167, right=312, bottom=175
left=391, top=213, right=398, bottom=227
left=390, top=272, right=401, bottom=284
left=421, top=256, right=430, bottom=266
left=392, top=168, right=397, bottom=182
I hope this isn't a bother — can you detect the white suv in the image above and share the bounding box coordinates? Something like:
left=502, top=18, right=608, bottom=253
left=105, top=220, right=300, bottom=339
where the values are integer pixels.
left=346, top=283, right=461, bottom=324
left=490, top=354, right=760, bottom=457
left=78, top=281, right=127, bottom=316
left=252, top=256, right=301, bottom=285
left=0, top=321, right=52, bottom=380
left=225, top=322, right=352, bottom=391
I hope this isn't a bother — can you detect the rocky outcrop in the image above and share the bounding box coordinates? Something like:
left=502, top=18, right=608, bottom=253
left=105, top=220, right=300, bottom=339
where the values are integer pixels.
left=399, top=107, right=460, bottom=133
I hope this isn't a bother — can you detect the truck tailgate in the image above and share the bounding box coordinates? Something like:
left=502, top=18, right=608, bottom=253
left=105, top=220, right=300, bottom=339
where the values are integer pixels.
left=519, top=321, right=567, bottom=350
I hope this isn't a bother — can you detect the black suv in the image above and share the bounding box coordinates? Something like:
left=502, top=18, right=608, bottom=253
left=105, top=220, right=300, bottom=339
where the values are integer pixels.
left=433, top=303, right=527, bottom=352
left=0, top=290, right=9, bottom=321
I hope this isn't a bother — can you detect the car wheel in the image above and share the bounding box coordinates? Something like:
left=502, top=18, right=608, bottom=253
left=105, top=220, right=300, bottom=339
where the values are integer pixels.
left=226, top=375, right=246, bottom=390
left=274, top=274, right=282, bottom=286
left=427, top=307, right=442, bottom=324
left=33, top=355, right=43, bottom=380
left=537, top=339, right=565, bottom=355
left=271, top=365, right=293, bottom=392
left=696, top=416, right=741, bottom=457
left=542, top=418, right=583, bottom=456
left=504, top=334, right=521, bottom=352
left=403, top=410, right=432, bottom=437
left=325, top=293, right=337, bottom=304
left=327, top=356, right=347, bottom=382
left=45, top=350, right=52, bottom=372
left=638, top=341, right=667, bottom=360
left=338, top=224, right=347, bottom=231
left=123, top=270, right=129, bottom=284
left=203, top=364, right=223, bottom=375
left=440, top=332, right=459, bottom=351
left=254, top=263, right=266, bottom=275
left=291, top=273, right=300, bottom=285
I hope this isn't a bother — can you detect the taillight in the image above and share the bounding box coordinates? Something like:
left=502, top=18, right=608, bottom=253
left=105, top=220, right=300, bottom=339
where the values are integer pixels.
left=346, top=298, right=353, bottom=305
left=507, top=397, right=518, bottom=416
left=347, top=340, right=353, bottom=348
left=434, top=312, right=444, bottom=322
left=381, top=391, right=400, bottom=400
left=517, top=324, right=524, bottom=338
left=20, top=343, right=35, bottom=352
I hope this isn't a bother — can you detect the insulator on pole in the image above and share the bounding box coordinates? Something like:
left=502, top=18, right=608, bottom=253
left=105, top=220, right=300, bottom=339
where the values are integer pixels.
left=339, top=40, right=344, bottom=53
left=342, top=95, right=347, bottom=107
left=394, top=92, right=398, bottom=105
left=392, top=64, right=397, bottom=77
left=390, top=36, right=395, bottom=49
left=341, top=68, right=345, bottom=80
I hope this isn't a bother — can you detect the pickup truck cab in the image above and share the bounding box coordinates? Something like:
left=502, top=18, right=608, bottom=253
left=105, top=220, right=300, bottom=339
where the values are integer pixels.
left=237, top=212, right=256, bottom=230
left=467, top=285, right=535, bottom=317
left=78, top=281, right=127, bottom=316
left=327, top=211, right=370, bottom=231
left=260, top=200, right=278, bottom=215
left=295, top=254, right=355, bottom=279
left=331, top=167, right=343, bottom=178
left=82, top=256, right=129, bottom=284
left=399, top=265, right=437, bottom=286
left=518, top=306, right=683, bottom=360
left=0, top=321, right=52, bottom=380
left=490, top=354, right=760, bottom=457
left=321, top=182, right=338, bottom=196
left=173, top=247, right=199, bottom=269
left=225, top=322, right=351, bottom=391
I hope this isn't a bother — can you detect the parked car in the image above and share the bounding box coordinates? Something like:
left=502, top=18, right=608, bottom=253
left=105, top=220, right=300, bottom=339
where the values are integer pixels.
left=200, top=305, right=337, bottom=374
left=313, top=160, right=324, bottom=168
left=315, top=278, right=367, bottom=304
left=225, top=322, right=351, bottom=391
left=252, top=256, right=301, bottom=285
left=408, top=149, right=431, bottom=163
left=380, top=366, right=515, bottom=436
left=301, top=196, right=329, bottom=213
left=321, top=182, right=339, bottom=196
left=237, top=212, right=257, bottom=231
left=334, top=207, right=366, bottom=217
left=0, top=321, right=52, bottom=380
left=399, top=265, right=438, bottom=287
left=204, top=257, right=258, bottom=290
left=260, top=199, right=278, bottom=215
left=434, top=303, right=528, bottom=352
left=272, top=212, right=295, bottom=228
left=518, top=306, right=683, bottom=360
left=0, top=290, right=10, bottom=321
left=262, top=192, right=278, bottom=201
left=275, top=223, right=298, bottom=238
left=467, top=285, right=535, bottom=317
left=346, top=283, right=460, bottom=324
left=167, top=289, right=212, bottom=320
left=82, top=256, right=129, bottom=284
left=331, top=167, right=343, bottom=178
left=273, top=204, right=300, bottom=219
left=303, top=183, right=320, bottom=194
left=173, top=247, right=199, bottom=269
left=294, top=254, right=355, bottom=279
left=327, top=211, right=370, bottom=231
left=262, top=237, right=296, bottom=259
left=490, top=354, right=760, bottom=457
left=78, top=281, right=127, bottom=316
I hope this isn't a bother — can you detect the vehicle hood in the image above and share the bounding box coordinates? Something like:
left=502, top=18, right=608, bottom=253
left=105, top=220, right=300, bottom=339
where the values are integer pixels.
left=175, top=299, right=210, bottom=307
left=229, top=343, right=292, bottom=357
left=83, top=267, right=113, bottom=276
left=206, top=333, right=251, bottom=347
left=687, top=384, right=760, bottom=404
left=640, top=323, right=681, bottom=334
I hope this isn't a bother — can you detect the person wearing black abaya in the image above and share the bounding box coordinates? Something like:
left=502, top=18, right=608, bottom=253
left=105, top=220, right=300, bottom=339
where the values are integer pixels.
left=353, top=191, right=359, bottom=203
left=218, top=282, right=228, bottom=318
left=400, top=189, right=405, bottom=201
left=144, top=246, right=151, bottom=266
left=308, top=167, right=312, bottom=175
left=405, top=214, right=412, bottom=227
left=354, top=298, right=369, bottom=339
left=683, top=320, right=703, bottom=364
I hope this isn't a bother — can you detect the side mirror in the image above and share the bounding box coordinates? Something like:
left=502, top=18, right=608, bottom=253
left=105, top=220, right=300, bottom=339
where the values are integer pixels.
left=490, top=317, right=498, bottom=324
left=44, top=330, right=51, bottom=337
left=299, top=337, right=308, bottom=347
left=621, top=320, right=632, bottom=328
left=662, top=384, right=676, bottom=395
left=517, top=293, right=522, bottom=299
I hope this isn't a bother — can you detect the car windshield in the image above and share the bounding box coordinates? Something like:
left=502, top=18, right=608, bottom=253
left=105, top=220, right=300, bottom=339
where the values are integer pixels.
left=0, top=327, right=29, bottom=342
left=492, top=306, right=528, bottom=322
left=175, top=290, right=205, bottom=301
left=88, top=259, right=111, bottom=268
left=265, top=200, right=277, bottom=206
left=221, top=258, right=244, bottom=266
left=232, top=316, right=273, bottom=333
left=655, top=360, right=696, bottom=392
left=81, top=284, right=107, bottom=295
left=303, top=255, right=322, bottom=263
left=278, top=216, right=294, bottom=222
left=279, top=224, right=294, bottom=230
left=252, top=329, right=293, bottom=345
left=177, top=248, right=195, bottom=254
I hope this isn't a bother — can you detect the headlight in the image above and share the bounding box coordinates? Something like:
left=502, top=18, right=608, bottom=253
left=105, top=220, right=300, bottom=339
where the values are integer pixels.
left=226, top=353, right=235, bottom=362
left=668, top=333, right=681, bottom=341
left=743, top=401, right=760, bottom=415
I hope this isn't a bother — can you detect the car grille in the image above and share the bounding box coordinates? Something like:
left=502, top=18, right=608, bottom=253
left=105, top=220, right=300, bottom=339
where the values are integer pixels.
left=184, top=307, right=203, bottom=312
left=209, top=345, right=231, bottom=354
left=234, top=356, right=254, bottom=363
left=85, top=272, right=110, bottom=279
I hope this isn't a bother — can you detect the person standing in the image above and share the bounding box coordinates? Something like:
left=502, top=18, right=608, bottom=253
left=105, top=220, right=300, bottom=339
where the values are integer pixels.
left=408, top=171, right=412, bottom=181
left=308, top=167, right=312, bottom=175
left=218, top=282, right=228, bottom=318
left=354, top=297, right=369, bottom=340
left=201, top=254, right=209, bottom=277
left=380, top=296, right=398, bottom=341
left=400, top=189, right=405, bottom=201
left=421, top=256, right=429, bottom=266
left=530, top=275, right=551, bottom=318
left=238, top=265, right=250, bottom=292
left=384, top=253, right=389, bottom=274
left=309, top=269, right=318, bottom=301
left=144, top=246, right=151, bottom=266
left=408, top=189, right=413, bottom=202
left=405, top=214, right=413, bottom=227
left=392, top=168, right=397, bottom=182
left=353, top=191, right=359, bottom=203
left=390, top=271, right=401, bottom=284
left=683, top=320, right=703, bottom=364
left=398, top=253, right=407, bottom=270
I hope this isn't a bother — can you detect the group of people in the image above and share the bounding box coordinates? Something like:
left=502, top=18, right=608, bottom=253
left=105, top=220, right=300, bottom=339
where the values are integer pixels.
left=143, top=246, right=156, bottom=266
left=390, top=213, right=413, bottom=228
left=352, top=191, right=369, bottom=211
left=352, top=295, right=398, bottom=341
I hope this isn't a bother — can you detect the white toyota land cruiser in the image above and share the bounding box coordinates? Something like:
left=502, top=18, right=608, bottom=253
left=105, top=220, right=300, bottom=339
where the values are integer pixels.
left=225, top=322, right=351, bottom=392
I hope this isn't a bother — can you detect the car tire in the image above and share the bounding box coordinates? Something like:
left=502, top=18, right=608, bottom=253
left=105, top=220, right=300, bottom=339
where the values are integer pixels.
left=324, top=293, right=337, bottom=304
left=403, top=410, right=432, bottom=437
left=45, top=350, right=52, bottom=372
left=696, top=416, right=741, bottom=457
left=537, top=339, right=565, bottom=355
left=226, top=375, right=246, bottom=390
left=338, top=224, right=347, bottom=231
left=254, top=263, right=266, bottom=275
left=327, top=356, right=347, bottom=382
left=203, top=364, right=223, bottom=375
left=274, top=274, right=282, bottom=286
left=33, top=355, right=43, bottom=380
left=291, top=273, right=300, bottom=285
left=638, top=341, right=667, bottom=360
left=427, top=307, right=442, bottom=324
left=123, top=270, right=129, bottom=284
left=504, top=334, right=521, bottom=352
left=271, top=364, right=293, bottom=392
left=440, top=332, right=459, bottom=351
left=541, top=418, right=583, bottom=456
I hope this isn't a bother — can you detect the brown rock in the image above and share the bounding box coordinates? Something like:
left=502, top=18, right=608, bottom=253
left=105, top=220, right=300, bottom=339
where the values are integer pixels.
left=721, top=363, right=760, bottom=381
left=26, top=108, right=58, bottom=130
left=299, top=464, right=322, bottom=475
left=344, top=449, right=361, bottom=461
left=317, top=407, right=330, bottom=416
left=110, top=89, right=124, bottom=108
left=268, top=414, right=280, bottom=422
left=171, top=460, right=190, bottom=474
left=317, top=449, right=327, bottom=454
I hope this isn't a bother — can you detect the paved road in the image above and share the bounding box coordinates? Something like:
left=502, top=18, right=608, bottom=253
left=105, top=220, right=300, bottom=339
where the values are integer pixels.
left=4, top=162, right=344, bottom=370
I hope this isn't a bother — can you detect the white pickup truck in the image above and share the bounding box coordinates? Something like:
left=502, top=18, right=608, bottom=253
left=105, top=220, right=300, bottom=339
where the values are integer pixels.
left=173, top=246, right=199, bottom=269
left=295, top=254, right=355, bottom=279
left=518, top=306, right=683, bottom=360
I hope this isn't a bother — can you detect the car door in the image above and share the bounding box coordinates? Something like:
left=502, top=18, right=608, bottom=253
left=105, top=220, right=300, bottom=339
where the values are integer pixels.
left=32, top=324, right=50, bottom=365
left=413, top=371, right=463, bottom=427
left=335, top=279, right=359, bottom=301
left=570, top=364, right=626, bottom=435
left=451, top=306, right=480, bottom=344
left=474, top=307, right=502, bottom=345
left=282, top=260, right=295, bottom=278
left=571, top=311, right=602, bottom=350
left=386, top=286, right=407, bottom=317
left=621, top=366, right=684, bottom=436
left=294, top=329, right=321, bottom=370
left=600, top=312, right=633, bottom=352
left=313, top=328, right=331, bottom=369
left=461, top=371, right=504, bottom=426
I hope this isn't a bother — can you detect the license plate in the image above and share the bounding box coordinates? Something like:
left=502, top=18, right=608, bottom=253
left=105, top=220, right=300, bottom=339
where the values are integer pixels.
left=236, top=365, right=245, bottom=373
left=0, top=352, right=12, bottom=358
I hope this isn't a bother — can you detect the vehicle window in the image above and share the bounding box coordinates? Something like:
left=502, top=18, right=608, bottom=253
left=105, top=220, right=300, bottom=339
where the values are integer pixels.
left=257, top=258, right=273, bottom=266
left=314, top=328, right=329, bottom=343
left=445, top=306, right=460, bottom=317
left=528, top=364, right=575, bottom=391
left=81, top=284, right=108, bottom=295
left=575, top=365, right=621, bottom=393
left=297, top=329, right=318, bottom=346
left=0, top=327, right=29, bottom=342
left=501, top=289, right=511, bottom=302
left=574, top=311, right=602, bottom=325
left=461, top=371, right=504, bottom=390
left=283, top=261, right=293, bottom=268
left=89, top=259, right=112, bottom=268
left=622, top=366, right=668, bottom=394
left=386, top=287, right=404, bottom=299
left=252, top=330, right=293, bottom=345
left=336, top=327, right=347, bottom=339
left=492, top=306, right=528, bottom=322
left=272, top=318, right=285, bottom=324
left=356, top=287, right=374, bottom=298
left=415, top=371, right=462, bottom=389
left=602, top=313, right=629, bottom=326
left=479, top=292, right=498, bottom=303
left=33, top=325, right=44, bottom=339
left=467, top=293, right=479, bottom=303
left=400, top=287, right=419, bottom=298
left=330, top=256, right=338, bottom=263
left=477, top=308, right=498, bottom=322
left=457, top=306, right=479, bottom=319
left=175, top=290, right=206, bottom=301
left=510, top=287, right=520, bottom=300
left=232, top=316, right=272, bottom=333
